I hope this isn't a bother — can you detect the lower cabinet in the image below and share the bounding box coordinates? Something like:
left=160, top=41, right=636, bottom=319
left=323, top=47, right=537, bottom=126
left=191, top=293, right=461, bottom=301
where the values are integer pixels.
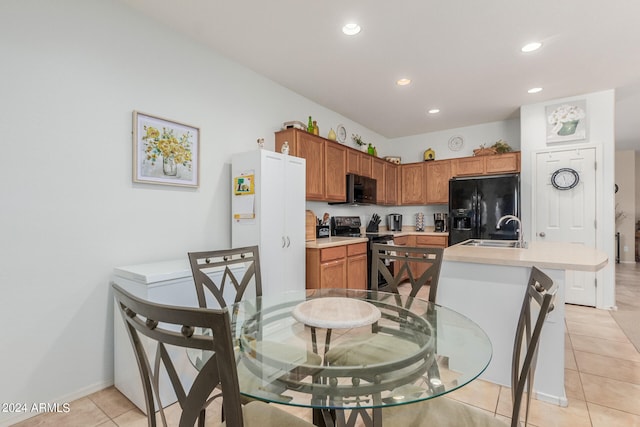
left=393, top=234, right=448, bottom=281
left=306, top=242, right=367, bottom=289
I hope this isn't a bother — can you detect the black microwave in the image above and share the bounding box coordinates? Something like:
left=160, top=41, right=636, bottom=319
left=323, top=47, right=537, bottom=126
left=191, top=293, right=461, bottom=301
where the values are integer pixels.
left=330, top=174, right=377, bottom=205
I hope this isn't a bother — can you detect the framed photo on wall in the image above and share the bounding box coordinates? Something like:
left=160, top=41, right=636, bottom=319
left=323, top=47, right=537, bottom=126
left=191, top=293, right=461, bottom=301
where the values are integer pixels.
left=133, top=111, right=199, bottom=187
left=546, top=100, right=587, bottom=144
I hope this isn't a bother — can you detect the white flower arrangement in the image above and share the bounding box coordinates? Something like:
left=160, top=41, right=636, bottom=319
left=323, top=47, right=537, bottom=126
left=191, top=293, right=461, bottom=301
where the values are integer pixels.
left=547, top=104, right=585, bottom=133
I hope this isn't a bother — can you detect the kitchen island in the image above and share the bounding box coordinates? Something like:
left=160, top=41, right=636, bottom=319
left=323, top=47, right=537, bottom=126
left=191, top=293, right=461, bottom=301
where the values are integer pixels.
left=438, top=241, right=608, bottom=406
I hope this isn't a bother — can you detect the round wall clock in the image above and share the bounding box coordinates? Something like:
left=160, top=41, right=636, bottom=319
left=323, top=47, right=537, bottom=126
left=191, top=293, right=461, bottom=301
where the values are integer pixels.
left=336, top=124, right=347, bottom=144
left=448, top=135, right=464, bottom=151
left=551, top=168, right=580, bottom=190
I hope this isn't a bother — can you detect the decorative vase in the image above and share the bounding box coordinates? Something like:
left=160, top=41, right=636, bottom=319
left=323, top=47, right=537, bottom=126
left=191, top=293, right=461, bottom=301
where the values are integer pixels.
left=558, top=120, right=579, bottom=136
left=328, top=128, right=337, bottom=141
left=163, top=156, right=177, bottom=176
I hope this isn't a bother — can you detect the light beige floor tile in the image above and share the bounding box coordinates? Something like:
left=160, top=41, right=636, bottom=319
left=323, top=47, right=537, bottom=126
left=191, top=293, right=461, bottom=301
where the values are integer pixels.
left=587, top=402, right=640, bottom=427
left=565, top=305, right=617, bottom=325
left=88, top=386, right=136, bottom=419
left=96, top=421, right=117, bottom=427
left=110, top=408, right=148, bottom=427
left=565, top=345, right=578, bottom=370
left=570, top=334, right=640, bottom=362
left=565, top=320, right=630, bottom=343
left=581, top=372, right=640, bottom=416
left=447, top=378, right=500, bottom=412
left=496, top=386, right=591, bottom=427
left=575, top=350, right=640, bottom=385
left=12, top=397, right=110, bottom=427
left=565, top=369, right=585, bottom=401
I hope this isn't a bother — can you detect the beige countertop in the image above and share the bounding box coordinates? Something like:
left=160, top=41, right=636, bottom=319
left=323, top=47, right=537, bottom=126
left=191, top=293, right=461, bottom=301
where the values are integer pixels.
left=306, top=236, right=368, bottom=249
left=444, top=241, right=608, bottom=272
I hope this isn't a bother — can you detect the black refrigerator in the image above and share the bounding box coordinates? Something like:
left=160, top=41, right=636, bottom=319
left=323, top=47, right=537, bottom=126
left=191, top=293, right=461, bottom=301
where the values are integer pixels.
left=448, top=173, right=520, bottom=246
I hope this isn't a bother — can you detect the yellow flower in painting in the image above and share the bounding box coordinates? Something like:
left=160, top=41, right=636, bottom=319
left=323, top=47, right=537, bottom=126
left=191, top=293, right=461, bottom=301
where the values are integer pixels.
left=142, top=125, right=193, bottom=170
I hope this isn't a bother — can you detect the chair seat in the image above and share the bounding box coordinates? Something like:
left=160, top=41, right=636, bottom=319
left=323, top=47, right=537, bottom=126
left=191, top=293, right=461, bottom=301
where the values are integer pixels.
left=325, top=333, right=420, bottom=366
left=382, top=397, right=507, bottom=427
left=218, top=400, right=314, bottom=426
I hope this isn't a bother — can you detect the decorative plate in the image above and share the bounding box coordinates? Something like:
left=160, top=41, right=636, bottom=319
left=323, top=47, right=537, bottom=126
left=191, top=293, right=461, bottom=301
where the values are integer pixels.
left=448, top=135, right=464, bottom=151
left=336, top=124, right=347, bottom=144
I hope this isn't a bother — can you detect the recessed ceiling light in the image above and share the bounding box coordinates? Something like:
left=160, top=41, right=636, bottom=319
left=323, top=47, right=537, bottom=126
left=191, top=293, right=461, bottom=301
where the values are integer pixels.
left=342, top=23, right=361, bottom=36
left=528, top=87, right=543, bottom=94
left=521, top=42, right=542, bottom=53
left=396, top=78, right=411, bottom=86
left=428, top=109, right=440, bottom=114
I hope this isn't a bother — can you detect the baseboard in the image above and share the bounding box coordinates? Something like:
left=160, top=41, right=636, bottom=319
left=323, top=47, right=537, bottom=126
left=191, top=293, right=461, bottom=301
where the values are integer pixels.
left=534, top=390, right=568, bottom=407
left=0, top=380, right=114, bottom=427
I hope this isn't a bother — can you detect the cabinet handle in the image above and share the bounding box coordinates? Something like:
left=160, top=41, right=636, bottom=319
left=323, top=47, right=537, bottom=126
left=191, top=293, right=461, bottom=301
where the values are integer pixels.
left=282, top=237, right=286, bottom=248
left=286, top=236, right=291, bottom=247
left=539, top=232, right=546, bottom=237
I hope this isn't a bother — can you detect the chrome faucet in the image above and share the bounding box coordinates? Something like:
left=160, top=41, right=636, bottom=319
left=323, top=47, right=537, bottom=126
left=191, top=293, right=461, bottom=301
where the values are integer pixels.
left=497, top=215, right=526, bottom=248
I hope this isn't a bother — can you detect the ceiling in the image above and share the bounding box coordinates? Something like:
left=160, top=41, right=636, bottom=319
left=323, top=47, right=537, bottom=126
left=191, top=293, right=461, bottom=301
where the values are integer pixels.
left=119, top=0, right=640, bottom=150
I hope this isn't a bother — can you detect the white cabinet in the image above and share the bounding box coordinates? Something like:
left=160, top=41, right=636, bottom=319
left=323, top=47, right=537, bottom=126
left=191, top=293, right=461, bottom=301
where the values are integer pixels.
left=232, top=150, right=306, bottom=294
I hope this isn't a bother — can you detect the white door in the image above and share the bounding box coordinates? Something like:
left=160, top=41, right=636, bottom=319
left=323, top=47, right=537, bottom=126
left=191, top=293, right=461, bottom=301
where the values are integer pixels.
left=534, top=147, right=597, bottom=306
left=283, top=155, right=306, bottom=291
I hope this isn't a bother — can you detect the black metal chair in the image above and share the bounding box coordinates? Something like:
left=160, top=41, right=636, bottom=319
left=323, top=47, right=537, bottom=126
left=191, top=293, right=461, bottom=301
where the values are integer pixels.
left=371, top=243, right=444, bottom=303
left=112, top=283, right=315, bottom=427
left=188, top=246, right=263, bottom=310
left=382, top=266, right=558, bottom=427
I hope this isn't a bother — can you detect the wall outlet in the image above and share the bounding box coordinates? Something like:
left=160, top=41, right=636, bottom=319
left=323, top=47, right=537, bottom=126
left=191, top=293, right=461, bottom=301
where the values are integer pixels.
left=623, top=245, right=629, bottom=252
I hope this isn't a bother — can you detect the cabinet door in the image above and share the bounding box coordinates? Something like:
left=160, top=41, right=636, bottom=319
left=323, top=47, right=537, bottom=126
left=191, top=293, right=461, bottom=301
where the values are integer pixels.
left=283, top=156, right=307, bottom=290
left=320, top=258, right=347, bottom=289
left=401, top=163, right=426, bottom=205
left=485, top=152, right=520, bottom=174
left=425, top=160, right=452, bottom=204
left=359, top=154, right=372, bottom=177
left=384, top=163, right=399, bottom=205
left=296, top=132, right=325, bottom=200
left=453, top=157, right=485, bottom=177
left=372, top=158, right=386, bottom=204
left=346, top=149, right=360, bottom=174
left=416, top=235, right=448, bottom=248
left=347, top=254, right=367, bottom=290
left=325, top=142, right=347, bottom=202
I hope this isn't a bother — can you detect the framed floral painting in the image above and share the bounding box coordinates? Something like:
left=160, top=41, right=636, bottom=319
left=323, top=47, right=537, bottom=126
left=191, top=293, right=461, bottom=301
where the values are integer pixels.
left=133, top=111, right=199, bottom=187
left=545, top=100, right=587, bottom=144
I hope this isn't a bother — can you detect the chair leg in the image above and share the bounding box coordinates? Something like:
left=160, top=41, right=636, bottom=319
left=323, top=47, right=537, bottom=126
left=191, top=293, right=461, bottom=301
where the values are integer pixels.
left=198, top=408, right=205, bottom=427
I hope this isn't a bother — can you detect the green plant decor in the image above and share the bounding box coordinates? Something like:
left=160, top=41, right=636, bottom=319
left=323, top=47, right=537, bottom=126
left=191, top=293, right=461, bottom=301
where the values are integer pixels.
left=491, top=139, right=512, bottom=153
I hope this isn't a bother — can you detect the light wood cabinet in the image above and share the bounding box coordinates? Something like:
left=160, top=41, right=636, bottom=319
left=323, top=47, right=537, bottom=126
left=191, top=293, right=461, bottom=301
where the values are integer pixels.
left=485, top=152, right=520, bottom=174
left=384, top=162, right=399, bottom=205
left=306, top=242, right=367, bottom=290
left=372, top=158, right=386, bottom=205
left=452, top=152, right=521, bottom=177
left=452, top=156, right=485, bottom=177
left=425, top=160, right=452, bottom=204
left=276, top=129, right=346, bottom=202
left=347, top=150, right=360, bottom=174
left=325, top=143, right=347, bottom=202
left=394, top=234, right=447, bottom=281
left=359, top=154, right=372, bottom=177
left=401, top=162, right=426, bottom=205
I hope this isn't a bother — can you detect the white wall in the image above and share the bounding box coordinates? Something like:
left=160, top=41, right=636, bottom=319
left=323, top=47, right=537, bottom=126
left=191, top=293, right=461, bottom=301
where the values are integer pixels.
left=615, top=151, right=636, bottom=263
left=0, top=1, right=387, bottom=424
left=379, top=119, right=521, bottom=163
left=520, top=90, right=616, bottom=308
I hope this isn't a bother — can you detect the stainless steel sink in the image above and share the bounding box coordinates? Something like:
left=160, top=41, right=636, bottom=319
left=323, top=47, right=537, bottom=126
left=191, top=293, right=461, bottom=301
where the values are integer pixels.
left=460, top=239, right=521, bottom=248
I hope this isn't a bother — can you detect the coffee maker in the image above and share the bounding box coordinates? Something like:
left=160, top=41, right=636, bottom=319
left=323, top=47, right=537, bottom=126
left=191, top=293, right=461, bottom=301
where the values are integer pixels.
left=434, top=213, right=448, bottom=232
left=387, top=213, right=403, bottom=231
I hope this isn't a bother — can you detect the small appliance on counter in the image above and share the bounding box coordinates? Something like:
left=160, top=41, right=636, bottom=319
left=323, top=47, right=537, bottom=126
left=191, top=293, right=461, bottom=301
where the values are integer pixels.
left=415, top=213, right=425, bottom=231
left=434, top=213, right=448, bottom=232
left=387, top=213, right=403, bottom=231
left=366, top=213, right=382, bottom=232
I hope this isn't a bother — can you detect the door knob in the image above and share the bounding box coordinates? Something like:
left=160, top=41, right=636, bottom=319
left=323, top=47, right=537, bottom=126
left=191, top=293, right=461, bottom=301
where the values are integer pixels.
left=539, top=232, right=546, bottom=237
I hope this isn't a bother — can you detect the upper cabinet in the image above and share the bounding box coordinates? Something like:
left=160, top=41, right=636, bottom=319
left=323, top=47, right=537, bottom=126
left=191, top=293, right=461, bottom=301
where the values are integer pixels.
left=452, top=152, right=520, bottom=177
left=425, top=160, right=453, bottom=204
left=400, top=162, right=426, bottom=205
left=276, top=128, right=345, bottom=202
left=384, top=162, right=399, bottom=205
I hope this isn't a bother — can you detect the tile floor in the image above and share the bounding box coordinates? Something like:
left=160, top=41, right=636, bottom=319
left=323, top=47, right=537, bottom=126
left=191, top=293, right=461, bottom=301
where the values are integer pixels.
left=13, top=264, right=640, bottom=427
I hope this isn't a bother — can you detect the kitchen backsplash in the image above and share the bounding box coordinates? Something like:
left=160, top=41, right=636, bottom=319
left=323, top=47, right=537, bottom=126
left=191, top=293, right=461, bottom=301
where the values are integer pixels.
left=305, top=201, right=448, bottom=228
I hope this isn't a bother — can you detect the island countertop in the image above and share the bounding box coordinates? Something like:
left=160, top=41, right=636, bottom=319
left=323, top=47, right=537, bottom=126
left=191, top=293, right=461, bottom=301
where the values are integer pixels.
left=444, top=241, right=608, bottom=272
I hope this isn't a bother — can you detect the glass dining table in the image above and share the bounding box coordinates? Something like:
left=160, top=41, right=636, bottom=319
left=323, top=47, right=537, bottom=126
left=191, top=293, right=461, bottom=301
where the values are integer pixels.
left=189, top=288, right=492, bottom=427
